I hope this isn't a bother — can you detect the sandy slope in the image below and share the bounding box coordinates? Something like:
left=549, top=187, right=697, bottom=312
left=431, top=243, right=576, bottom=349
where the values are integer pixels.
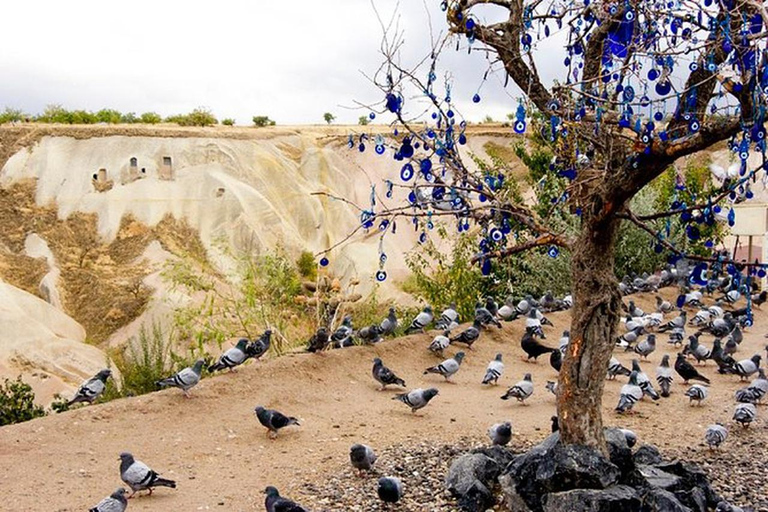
left=1, top=290, right=767, bottom=511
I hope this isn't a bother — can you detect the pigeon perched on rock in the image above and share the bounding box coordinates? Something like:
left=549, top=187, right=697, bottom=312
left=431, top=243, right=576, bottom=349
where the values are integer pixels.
left=307, top=327, right=331, bottom=353
left=119, top=452, right=176, bottom=498
left=68, top=369, right=111, bottom=406
left=264, top=486, right=307, bottom=512
left=254, top=406, right=300, bottom=438
left=449, top=320, right=482, bottom=349
left=607, top=357, right=631, bottom=380
left=377, top=477, right=403, bottom=504
left=424, top=352, right=465, bottom=381
left=501, top=373, right=534, bottom=404
left=705, top=423, right=728, bottom=449
left=521, top=329, right=556, bottom=362
left=619, top=429, right=638, bottom=448
left=156, top=359, right=204, bottom=397
left=429, top=331, right=451, bottom=356
left=89, top=488, right=127, bottom=512
left=208, top=339, right=249, bottom=372
left=349, top=444, right=377, bottom=474
left=488, top=421, right=512, bottom=446
left=655, top=355, right=674, bottom=397
left=674, top=353, right=710, bottom=384
left=392, top=388, right=439, bottom=413
left=632, top=334, right=656, bottom=360
left=733, top=403, right=757, bottom=428
left=372, top=358, right=406, bottom=390
left=246, top=330, right=271, bottom=359
left=616, top=371, right=643, bottom=414
left=482, top=353, right=504, bottom=385
left=380, top=307, right=398, bottom=336
left=685, top=384, right=708, bottom=406
left=631, top=360, right=660, bottom=400
left=435, top=305, right=459, bottom=330
left=405, top=306, right=434, bottom=334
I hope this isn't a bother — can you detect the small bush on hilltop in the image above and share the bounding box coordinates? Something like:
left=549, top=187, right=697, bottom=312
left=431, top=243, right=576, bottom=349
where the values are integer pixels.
left=222, top=118, right=235, bottom=126
left=139, top=111, right=162, bottom=124
left=253, top=115, right=276, bottom=127
left=0, top=377, right=46, bottom=426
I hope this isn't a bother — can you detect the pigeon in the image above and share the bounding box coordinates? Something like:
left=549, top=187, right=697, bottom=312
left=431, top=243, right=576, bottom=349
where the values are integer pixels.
left=632, top=359, right=660, bottom=400
left=254, top=406, right=300, bottom=439
left=705, top=423, right=728, bottom=449
left=550, top=415, right=559, bottom=433
left=558, top=331, right=570, bottom=354
left=690, top=308, right=712, bottom=327
left=156, top=359, right=204, bottom=397
left=424, top=352, right=465, bottom=381
left=392, top=388, right=439, bottom=413
left=380, top=307, right=398, bottom=335
left=429, top=330, right=451, bottom=356
left=119, top=452, right=176, bottom=498
left=711, top=339, right=737, bottom=373
left=731, top=354, right=761, bottom=380
left=655, top=355, right=674, bottom=397
left=89, top=488, right=127, bottom=512
left=667, top=325, right=686, bottom=347
left=485, top=297, right=499, bottom=317
left=475, top=302, right=502, bottom=328
left=620, top=428, right=638, bottom=448
left=525, top=309, right=546, bottom=338
left=482, top=353, right=504, bottom=385
left=449, top=319, right=482, bottom=349
left=674, top=353, right=710, bottom=384
left=615, top=371, right=643, bottom=413
left=683, top=334, right=711, bottom=365
left=246, top=330, right=271, bottom=359
left=716, top=501, right=745, bottom=512
left=405, top=306, right=434, bottom=334
left=659, top=311, right=686, bottom=332
left=358, top=325, right=384, bottom=344
left=521, top=329, right=556, bottom=361
left=723, top=336, right=739, bottom=357
left=501, top=373, right=534, bottom=404
left=488, top=421, right=512, bottom=446
left=733, top=403, right=757, bottom=428
left=734, top=369, right=768, bottom=403
left=626, top=300, right=645, bottom=318
left=331, top=316, right=354, bottom=346
left=497, top=296, right=517, bottom=321
left=632, top=334, right=656, bottom=360
left=752, top=290, right=768, bottom=308
left=377, top=477, right=403, bottom=504
left=607, top=357, right=631, bottom=380
left=307, top=327, right=331, bottom=352
left=545, top=380, right=558, bottom=395
left=349, top=444, right=377, bottom=474
left=264, top=486, right=307, bottom=512
left=68, top=369, right=111, bottom=406
left=208, top=339, right=249, bottom=372
left=372, top=358, right=406, bottom=390
left=685, top=384, right=708, bottom=406
left=656, top=296, right=673, bottom=314
left=549, top=349, right=562, bottom=372
left=617, top=326, right=644, bottom=349
left=434, top=305, right=459, bottom=330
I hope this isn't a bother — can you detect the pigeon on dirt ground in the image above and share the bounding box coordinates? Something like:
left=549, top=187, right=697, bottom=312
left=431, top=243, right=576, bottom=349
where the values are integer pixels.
left=254, top=406, right=300, bottom=439
left=482, top=353, right=504, bottom=385
left=674, top=353, right=711, bottom=384
left=424, top=352, right=465, bottom=381
left=429, top=331, right=451, bottom=356
left=68, top=369, right=112, bottom=406
left=684, top=384, right=708, bottom=406
left=631, top=359, right=660, bottom=400
left=655, top=355, right=674, bottom=397
left=521, top=329, right=556, bottom=362
left=208, top=339, right=250, bottom=372
left=501, top=373, right=534, bottom=404
left=349, top=444, right=377, bottom=475
left=435, top=305, right=459, bottom=330
left=488, top=421, right=512, bottom=446
left=307, top=327, right=331, bottom=353
left=615, top=371, right=643, bottom=414
left=705, top=424, right=728, bottom=449
left=449, top=320, right=482, bottom=349
left=119, top=452, right=176, bottom=498
left=607, top=357, right=631, bottom=380
left=380, top=307, right=398, bottom=336
left=405, top=307, right=434, bottom=334
left=156, top=359, right=204, bottom=397
left=392, top=388, right=439, bottom=413
left=246, top=330, right=271, bottom=359
left=377, top=477, right=403, bottom=504
left=733, top=403, right=757, bottom=428
left=264, top=486, right=307, bottom=512
left=372, top=358, right=406, bottom=390
left=89, top=488, right=127, bottom=512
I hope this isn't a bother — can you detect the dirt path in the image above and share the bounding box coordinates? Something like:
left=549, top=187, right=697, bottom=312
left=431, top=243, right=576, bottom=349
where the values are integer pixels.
left=1, top=290, right=766, bottom=511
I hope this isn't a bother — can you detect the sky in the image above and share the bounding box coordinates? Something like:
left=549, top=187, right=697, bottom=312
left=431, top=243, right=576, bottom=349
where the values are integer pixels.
left=0, top=0, right=564, bottom=125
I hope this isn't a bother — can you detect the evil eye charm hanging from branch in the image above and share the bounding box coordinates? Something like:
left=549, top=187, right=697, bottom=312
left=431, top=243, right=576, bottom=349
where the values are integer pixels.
left=385, top=180, right=393, bottom=199
left=374, top=134, right=385, bottom=155
left=547, top=246, right=559, bottom=258
left=514, top=102, right=527, bottom=134
left=401, top=163, right=414, bottom=182
left=360, top=210, right=375, bottom=230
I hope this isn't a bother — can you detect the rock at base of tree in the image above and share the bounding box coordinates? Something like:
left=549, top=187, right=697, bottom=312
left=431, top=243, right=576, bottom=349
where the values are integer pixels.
left=641, top=488, right=693, bottom=512
left=633, top=445, right=663, bottom=466
left=445, top=452, right=504, bottom=511
left=541, top=485, right=641, bottom=512
left=604, top=428, right=633, bottom=476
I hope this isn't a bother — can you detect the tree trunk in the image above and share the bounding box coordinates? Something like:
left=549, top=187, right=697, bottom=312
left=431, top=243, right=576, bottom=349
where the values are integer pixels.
left=556, top=206, right=622, bottom=454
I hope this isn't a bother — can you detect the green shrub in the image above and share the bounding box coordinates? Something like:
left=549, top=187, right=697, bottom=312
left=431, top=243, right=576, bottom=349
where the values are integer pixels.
left=95, top=108, right=123, bottom=124
left=0, top=377, right=46, bottom=426
left=0, top=107, right=27, bottom=124
left=140, top=112, right=162, bottom=124
left=323, top=112, right=336, bottom=125
left=120, top=112, right=138, bottom=124
left=222, top=118, right=235, bottom=126
left=296, top=251, right=317, bottom=280
left=358, top=116, right=369, bottom=126
left=253, top=116, right=276, bottom=127
left=165, top=108, right=218, bottom=127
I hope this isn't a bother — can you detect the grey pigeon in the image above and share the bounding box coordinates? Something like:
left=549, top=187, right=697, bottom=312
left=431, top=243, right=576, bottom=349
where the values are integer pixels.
left=380, top=308, right=398, bottom=335
left=429, top=330, right=451, bottom=356
left=372, top=358, right=406, bottom=390
left=392, top=388, right=439, bottom=413
left=656, top=296, right=673, bottom=314
left=732, top=354, right=761, bottom=380
left=497, top=296, right=517, bottom=321
left=631, top=359, right=660, bottom=400
left=684, top=384, right=708, bottom=406
left=655, top=354, right=674, bottom=397
left=246, top=330, right=271, bottom=359
left=349, top=444, right=377, bottom=474
left=659, top=310, right=686, bottom=332
left=68, top=369, right=111, bottom=406
left=683, top=334, right=711, bottom=364
left=485, top=297, right=499, bottom=317
left=449, top=320, right=481, bottom=348
left=435, top=305, right=459, bottom=330
left=89, top=488, right=127, bottom=512
left=620, top=428, right=638, bottom=448
left=331, top=316, right=354, bottom=346
left=734, top=369, right=768, bottom=403
left=482, top=353, right=504, bottom=385
left=545, top=380, right=558, bottom=395
left=119, top=452, right=176, bottom=498
left=501, top=373, right=534, bottom=404
left=307, top=327, right=330, bottom=352
left=208, top=339, right=249, bottom=372
left=617, top=326, right=644, bottom=349
left=424, top=352, right=465, bottom=381
left=615, top=371, right=643, bottom=413
left=733, top=402, right=757, bottom=427
left=254, top=406, right=300, bottom=438
left=405, top=306, right=434, bottom=334
left=357, top=324, right=384, bottom=344
left=558, top=331, right=570, bottom=355
left=488, top=421, right=512, bottom=446
left=607, top=357, right=631, bottom=380
left=475, top=301, right=502, bottom=328
left=525, top=309, right=546, bottom=338
left=705, top=423, right=728, bottom=449
left=264, top=486, right=307, bottom=512
left=632, top=334, right=656, bottom=360
left=377, top=476, right=403, bottom=504
left=156, top=359, right=204, bottom=397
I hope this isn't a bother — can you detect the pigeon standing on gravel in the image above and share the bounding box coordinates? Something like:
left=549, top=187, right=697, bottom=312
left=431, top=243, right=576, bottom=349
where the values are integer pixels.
left=264, top=486, right=307, bottom=512
left=705, top=424, right=728, bottom=449
left=733, top=403, right=757, bottom=427
left=450, top=319, right=482, bottom=349
left=674, top=353, right=711, bottom=384
left=482, top=354, right=504, bottom=385
left=488, top=421, right=512, bottom=446
left=435, top=304, right=459, bottom=330
left=659, top=311, right=686, bottom=333
left=119, top=452, right=176, bottom=498
left=632, top=334, right=656, bottom=360
left=711, top=339, right=737, bottom=373
left=89, top=488, right=127, bottom=512
left=521, top=329, right=556, bottom=361
left=380, top=308, right=398, bottom=336
left=424, top=352, right=465, bottom=381
left=208, top=339, right=249, bottom=372
left=156, top=359, right=204, bottom=397
left=372, top=358, right=406, bottom=390
left=377, top=477, right=403, bottom=504
left=685, top=384, right=708, bottom=406
left=405, top=306, right=434, bottom=334
left=616, top=372, right=644, bottom=414
left=607, top=357, right=631, bottom=379
left=68, top=369, right=112, bottom=406
left=545, top=380, right=558, bottom=396
left=349, top=444, right=377, bottom=475
left=307, top=327, right=331, bottom=353
left=429, top=330, right=451, bottom=356
left=617, top=326, right=644, bottom=349
left=632, top=360, right=660, bottom=400
left=501, top=373, right=534, bottom=404
left=558, top=331, right=570, bottom=354
left=246, top=330, right=271, bottom=360
left=655, top=355, right=674, bottom=397
left=392, top=388, right=439, bottom=413
left=254, top=406, right=300, bottom=439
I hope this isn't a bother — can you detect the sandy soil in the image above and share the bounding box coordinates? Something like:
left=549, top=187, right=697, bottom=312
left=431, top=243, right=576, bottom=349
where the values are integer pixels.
left=0, top=290, right=766, bottom=511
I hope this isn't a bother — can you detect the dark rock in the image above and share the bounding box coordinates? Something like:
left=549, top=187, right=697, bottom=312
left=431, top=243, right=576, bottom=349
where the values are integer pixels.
left=635, top=465, right=682, bottom=491
left=472, top=445, right=518, bottom=470
left=542, top=485, right=641, bottom=512
left=604, top=428, right=634, bottom=476
left=641, top=488, right=692, bottom=512
left=655, top=461, right=721, bottom=507
left=445, top=453, right=499, bottom=496
left=674, top=487, right=708, bottom=512
left=457, top=480, right=495, bottom=512
left=633, top=445, right=663, bottom=466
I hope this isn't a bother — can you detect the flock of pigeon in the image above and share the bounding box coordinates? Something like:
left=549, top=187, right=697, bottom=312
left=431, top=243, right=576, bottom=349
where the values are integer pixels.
left=70, top=265, right=768, bottom=511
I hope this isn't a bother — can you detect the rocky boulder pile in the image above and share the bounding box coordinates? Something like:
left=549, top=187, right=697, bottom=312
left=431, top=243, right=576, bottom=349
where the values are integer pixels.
left=445, top=428, right=737, bottom=512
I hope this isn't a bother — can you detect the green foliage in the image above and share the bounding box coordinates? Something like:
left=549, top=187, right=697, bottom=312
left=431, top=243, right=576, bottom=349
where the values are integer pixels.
left=165, top=107, right=218, bottom=127
left=222, top=118, right=235, bottom=126
left=140, top=112, right=162, bottom=124
left=120, top=112, right=138, bottom=124
left=0, top=377, right=46, bottom=426
left=482, top=115, right=495, bottom=124
left=0, top=107, right=27, bottom=124
left=95, top=108, right=123, bottom=124
left=323, top=112, right=336, bottom=124
left=253, top=115, right=276, bottom=127
left=358, top=115, right=370, bottom=126
left=296, top=250, right=317, bottom=281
